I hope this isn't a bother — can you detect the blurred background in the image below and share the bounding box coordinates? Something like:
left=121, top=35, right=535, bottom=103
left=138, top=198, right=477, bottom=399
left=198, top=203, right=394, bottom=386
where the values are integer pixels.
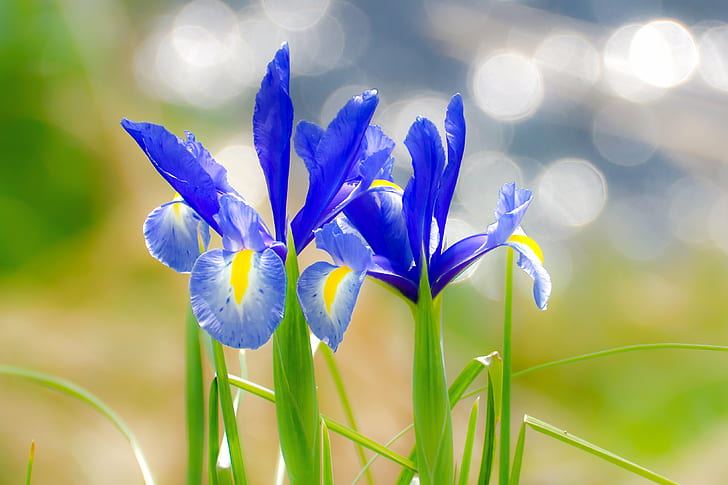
left=2, top=0, right=728, bottom=483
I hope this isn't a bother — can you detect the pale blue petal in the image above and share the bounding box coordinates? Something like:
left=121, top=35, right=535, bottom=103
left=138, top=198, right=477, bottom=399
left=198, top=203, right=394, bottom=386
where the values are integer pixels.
left=190, top=248, right=286, bottom=349
left=503, top=239, right=552, bottom=310
left=314, top=220, right=373, bottom=272
left=216, top=194, right=268, bottom=252
left=143, top=201, right=209, bottom=273
left=297, top=261, right=366, bottom=351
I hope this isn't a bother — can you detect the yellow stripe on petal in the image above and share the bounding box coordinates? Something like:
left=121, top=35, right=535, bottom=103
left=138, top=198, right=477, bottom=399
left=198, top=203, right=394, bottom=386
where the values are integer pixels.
left=507, top=234, right=544, bottom=264
left=370, top=179, right=403, bottom=191
left=323, top=266, right=352, bottom=314
left=230, top=249, right=255, bottom=304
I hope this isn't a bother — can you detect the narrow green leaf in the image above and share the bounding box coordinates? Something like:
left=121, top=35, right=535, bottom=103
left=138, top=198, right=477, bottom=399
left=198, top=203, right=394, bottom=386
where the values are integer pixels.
left=208, top=378, right=220, bottom=485
left=477, top=378, right=496, bottom=485
left=457, top=399, right=480, bottom=485
left=186, top=308, right=205, bottom=485
left=412, top=262, right=454, bottom=485
left=321, top=345, right=373, bottom=485
left=272, top=235, right=321, bottom=485
left=508, top=420, right=527, bottom=485
left=211, top=341, right=247, bottom=485
left=25, top=441, right=35, bottom=485
left=0, top=366, right=154, bottom=485
left=225, top=376, right=416, bottom=472
left=499, top=248, right=514, bottom=485
left=352, top=424, right=413, bottom=485
left=322, top=418, right=335, bottom=485
left=520, top=415, right=679, bottom=485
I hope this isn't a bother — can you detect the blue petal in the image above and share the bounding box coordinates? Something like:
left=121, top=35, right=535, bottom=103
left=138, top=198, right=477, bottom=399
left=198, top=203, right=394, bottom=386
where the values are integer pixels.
left=190, top=247, right=286, bottom=349
left=291, top=90, right=379, bottom=251
left=294, top=120, right=324, bottom=172
left=487, top=183, right=533, bottom=247
left=314, top=220, right=373, bottom=272
left=143, top=200, right=210, bottom=273
left=434, top=94, right=466, bottom=256
left=297, top=261, right=366, bottom=351
left=253, top=43, right=293, bottom=243
left=402, top=116, right=446, bottom=267
left=216, top=194, right=269, bottom=252
left=183, top=131, right=237, bottom=195
left=503, top=237, right=552, bottom=310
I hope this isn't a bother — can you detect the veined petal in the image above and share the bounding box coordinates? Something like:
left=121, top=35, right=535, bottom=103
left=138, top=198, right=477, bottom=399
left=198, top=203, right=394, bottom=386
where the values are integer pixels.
left=297, top=261, right=366, bottom=351
left=314, top=220, right=373, bottom=272
left=143, top=200, right=210, bottom=273
left=253, top=43, right=293, bottom=243
left=190, top=248, right=286, bottom=349
left=504, top=232, right=552, bottom=310
left=486, top=182, right=533, bottom=247
left=121, top=119, right=224, bottom=233
left=292, top=89, right=379, bottom=251
left=434, top=94, right=465, bottom=255
left=216, top=194, right=269, bottom=252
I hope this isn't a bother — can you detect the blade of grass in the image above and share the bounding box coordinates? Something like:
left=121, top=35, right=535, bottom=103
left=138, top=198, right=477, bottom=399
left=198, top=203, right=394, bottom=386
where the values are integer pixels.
left=322, top=418, right=335, bottom=485
left=217, top=350, right=247, bottom=474
left=321, top=345, right=373, bottom=485
left=457, top=399, right=480, bottom=485
left=514, top=415, right=678, bottom=485
left=508, top=420, right=527, bottom=485
left=25, top=441, right=35, bottom=485
left=226, top=375, right=417, bottom=472
left=0, top=366, right=154, bottom=485
left=499, top=248, right=514, bottom=485
left=208, top=378, right=220, bottom=485
left=352, top=424, right=413, bottom=485
left=477, top=379, right=497, bottom=485
left=211, top=341, right=247, bottom=485
left=186, top=308, right=205, bottom=485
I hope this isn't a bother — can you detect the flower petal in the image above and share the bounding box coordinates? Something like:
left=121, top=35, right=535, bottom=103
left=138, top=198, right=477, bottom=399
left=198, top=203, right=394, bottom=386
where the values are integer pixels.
left=504, top=233, right=552, bottom=310
left=190, top=247, right=286, bottom=349
left=291, top=89, right=379, bottom=251
left=143, top=200, right=210, bottom=273
left=314, top=220, right=373, bottom=272
left=253, top=43, right=293, bottom=243
left=216, top=194, right=270, bottom=252
left=121, top=119, right=225, bottom=233
left=294, top=120, right=324, bottom=172
left=297, top=261, right=366, bottom=351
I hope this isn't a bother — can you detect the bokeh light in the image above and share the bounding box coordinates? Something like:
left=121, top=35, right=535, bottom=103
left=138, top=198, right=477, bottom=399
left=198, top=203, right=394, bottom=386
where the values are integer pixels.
left=592, top=101, right=658, bottom=166
left=629, top=20, right=698, bottom=88
left=667, top=177, right=722, bottom=245
left=455, top=151, right=523, bottom=220
left=534, top=33, right=601, bottom=104
left=698, top=24, right=728, bottom=91
left=606, top=195, right=672, bottom=261
left=214, top=144, right=268, bottom=211
left=261, top=0, right=330, bottom=31
left=538, top=158, right=607, bottom=228
left=470, top=53, right=544, bottom=121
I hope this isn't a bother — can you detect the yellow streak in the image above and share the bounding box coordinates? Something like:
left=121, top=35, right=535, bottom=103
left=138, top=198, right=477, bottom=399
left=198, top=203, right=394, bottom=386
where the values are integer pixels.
left=507, top=234, right=544, bottom=264
left=370, top=179, right=403, bottom=191
left=323, top=267, right=352, bottom=314
left=230, top=250, right=254, bottom=305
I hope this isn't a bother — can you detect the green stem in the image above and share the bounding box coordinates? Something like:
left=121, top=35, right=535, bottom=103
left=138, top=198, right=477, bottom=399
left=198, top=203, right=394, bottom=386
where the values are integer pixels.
left=185, top=308, right=205, bottom=485
left=499, top=248, right=514, bottom=485
left=211, top=341, right=247, bottom=485
left=412, top=263, right=454, bottom=485
left=321, top=345, right=374, bottom=485
left=272, top=236, right=320, bottom=485
left=208, top=378, right=220, bottom=485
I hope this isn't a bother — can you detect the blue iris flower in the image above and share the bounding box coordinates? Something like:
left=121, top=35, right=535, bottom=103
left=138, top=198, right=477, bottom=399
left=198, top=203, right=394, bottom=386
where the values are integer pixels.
left=297, top=94, right=552, bottom=350
left=121, top=44, right=386, bottom=348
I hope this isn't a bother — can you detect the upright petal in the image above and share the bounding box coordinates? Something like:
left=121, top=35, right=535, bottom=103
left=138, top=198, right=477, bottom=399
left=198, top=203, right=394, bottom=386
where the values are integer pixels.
left=190, top=247, right=286, bottom=349
left=314, top=220, right=373, bottom=272
left=253, top=43, right=293, bottom=243
left=291, top=90, right=379, bottom=251
left=121, top=119, right=222, bottom=232
left=297, top=261, right=366, bottom=351
left=294, top=120, right=324, bottom=172
left=402, top=116, right=446, bottom=267
left=434, top=94, right=466, bottom=256
left=487, top=183, right=533, bottom=247
left=143, top=200, right=210, bottom=273
left=216, top=194, right=269, bottom=252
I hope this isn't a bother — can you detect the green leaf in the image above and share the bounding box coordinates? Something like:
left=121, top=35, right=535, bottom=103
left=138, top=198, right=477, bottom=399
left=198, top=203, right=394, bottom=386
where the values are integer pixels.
left=322, top=418, right=334, bottom=485
left=352, top=425, right=413, bottom=484
left=211, top=341, right=248, bottom=485
left=511, top=415, right=679, bottom=485
left=0, top=366, right=154, bottom=485
left=185, top=308, right=205, bottom=485
left=477, top=379, right=496, bottom=485
left=412, top=262, right=454, bottom=485
left=25, top=441, right=35, bottom=485
left=272, top=234, right=321, bottom=485
left=457, top=399, right=480, bottom=485
left=208, top=378, right=220, bottom=485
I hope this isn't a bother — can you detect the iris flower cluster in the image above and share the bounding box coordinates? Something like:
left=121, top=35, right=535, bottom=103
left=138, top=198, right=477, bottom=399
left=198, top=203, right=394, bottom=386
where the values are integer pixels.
left=122, top=44, right=551, bottom=352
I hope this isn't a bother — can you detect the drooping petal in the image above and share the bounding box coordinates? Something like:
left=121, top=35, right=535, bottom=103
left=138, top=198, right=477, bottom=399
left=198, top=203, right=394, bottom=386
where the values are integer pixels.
left=253, top=43, right=293, bottom=243
left=402, top=116, right=446, bottom=267
left=216, top=194, right=269, bottom=253
left=434, top=94, right=466, bottom=255
left=121, top=119, right=222, bottom=232
left=503, top=232, right=552, bottom=310
left=291, top=90, right=379, bottom=251
left=297, top=261, right=366, bottom=351
left=143, top=200, right=210, bottom=273
left=190, top=247, right=286, bottom=349
left=314, top=220, right=373, bottom=272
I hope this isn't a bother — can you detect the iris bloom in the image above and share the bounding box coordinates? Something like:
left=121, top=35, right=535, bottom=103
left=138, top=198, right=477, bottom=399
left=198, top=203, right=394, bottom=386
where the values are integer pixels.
left=297, top=94, right=552, bottom=350
left=122, top=44, right=389, bottom=348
